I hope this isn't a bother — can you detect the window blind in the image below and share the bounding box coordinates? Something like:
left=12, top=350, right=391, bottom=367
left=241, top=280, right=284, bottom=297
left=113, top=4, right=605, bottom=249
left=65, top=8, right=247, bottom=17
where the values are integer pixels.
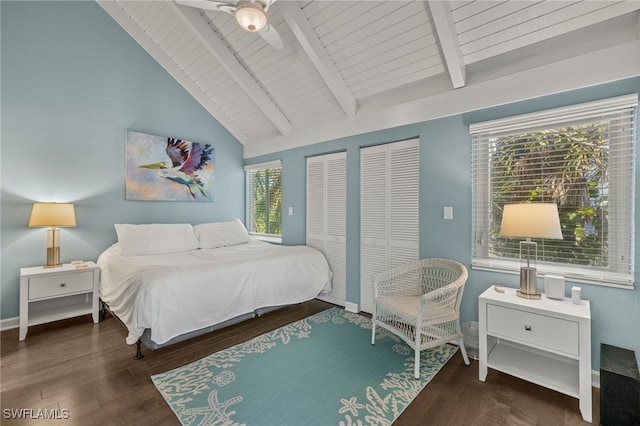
left=471, top=94, right=637, bottom=286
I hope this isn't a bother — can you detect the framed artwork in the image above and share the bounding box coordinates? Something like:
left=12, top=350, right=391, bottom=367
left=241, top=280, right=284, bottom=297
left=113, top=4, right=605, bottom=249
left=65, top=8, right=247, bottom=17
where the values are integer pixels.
left=126, top=130, right=215, bottom=202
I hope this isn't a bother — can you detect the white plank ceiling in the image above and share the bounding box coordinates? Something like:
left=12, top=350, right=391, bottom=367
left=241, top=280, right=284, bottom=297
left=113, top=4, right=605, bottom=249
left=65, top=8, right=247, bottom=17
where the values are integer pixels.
left=98, top=0, right=640, bottom=157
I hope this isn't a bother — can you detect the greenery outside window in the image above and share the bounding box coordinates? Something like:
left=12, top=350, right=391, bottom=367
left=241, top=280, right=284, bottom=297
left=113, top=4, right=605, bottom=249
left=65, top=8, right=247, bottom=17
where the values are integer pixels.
left=245, top=160, right=282, bottom=242
left=471, top=95, right=637, bottom=287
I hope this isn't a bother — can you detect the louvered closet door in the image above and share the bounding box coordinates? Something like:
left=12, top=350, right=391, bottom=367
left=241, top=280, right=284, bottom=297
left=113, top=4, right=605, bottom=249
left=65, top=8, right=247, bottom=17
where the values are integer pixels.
left=360, top=139, right=419, bottom=313
left=306, top=152, right=347, bottom=306
left=360, top=145, right=389, bottom=313
left=306, top=158, right=325, bottom=253
left=389, top=140, right=419, bottom=268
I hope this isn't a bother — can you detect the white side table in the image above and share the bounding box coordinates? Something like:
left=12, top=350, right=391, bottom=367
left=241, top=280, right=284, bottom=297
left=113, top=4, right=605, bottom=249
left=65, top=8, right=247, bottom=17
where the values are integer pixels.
left=479, top=286, right=592, bottom=422
left=19, top=262, right=100, bottom=341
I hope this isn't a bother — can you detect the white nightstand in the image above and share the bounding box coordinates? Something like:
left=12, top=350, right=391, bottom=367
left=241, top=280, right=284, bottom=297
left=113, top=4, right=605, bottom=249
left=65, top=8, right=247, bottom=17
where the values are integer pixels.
left=479, top=286, right=592, bottom=422
left=19, top=262, right=100, bottom=341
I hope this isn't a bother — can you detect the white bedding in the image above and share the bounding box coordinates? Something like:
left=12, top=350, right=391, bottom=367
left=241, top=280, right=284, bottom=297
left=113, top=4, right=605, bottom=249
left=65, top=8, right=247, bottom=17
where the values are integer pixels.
left=97, top=240, right=332, bottom=345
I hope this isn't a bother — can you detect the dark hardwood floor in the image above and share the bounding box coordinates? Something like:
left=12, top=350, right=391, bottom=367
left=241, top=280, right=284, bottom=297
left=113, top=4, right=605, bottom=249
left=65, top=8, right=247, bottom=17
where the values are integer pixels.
left=1, top=299, right=598, bottom=425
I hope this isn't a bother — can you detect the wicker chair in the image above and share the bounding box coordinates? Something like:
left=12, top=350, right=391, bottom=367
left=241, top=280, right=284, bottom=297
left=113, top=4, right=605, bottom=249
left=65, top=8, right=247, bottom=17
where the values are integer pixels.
left=371, top=258, right=470, bottom=379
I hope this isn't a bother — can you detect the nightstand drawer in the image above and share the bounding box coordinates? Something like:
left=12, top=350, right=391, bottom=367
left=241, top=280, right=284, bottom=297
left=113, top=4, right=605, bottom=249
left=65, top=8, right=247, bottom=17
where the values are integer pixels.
left=487, top=304, right=579, bottom=356
left=28, top=271, right=93, bottom=300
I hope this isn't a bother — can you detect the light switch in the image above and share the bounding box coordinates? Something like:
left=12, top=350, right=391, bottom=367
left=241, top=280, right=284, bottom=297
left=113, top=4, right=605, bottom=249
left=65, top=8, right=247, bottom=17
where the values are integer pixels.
left=444, top=206, right=453, bottom=220
left=288, top=207, right=293, bottom=216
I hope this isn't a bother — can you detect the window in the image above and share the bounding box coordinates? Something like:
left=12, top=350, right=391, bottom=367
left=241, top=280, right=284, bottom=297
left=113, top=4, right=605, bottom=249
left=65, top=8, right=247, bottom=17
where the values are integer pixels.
left=471, top=95, right=637, bottom=287
left=245, top=160, right=282, bottom=241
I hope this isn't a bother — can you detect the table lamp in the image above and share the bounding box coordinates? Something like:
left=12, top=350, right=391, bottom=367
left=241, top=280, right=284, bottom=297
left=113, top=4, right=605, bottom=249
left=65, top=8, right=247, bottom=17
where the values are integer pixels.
left=500, top=203, right=563, bottom=299
left=28, top=202, right=76, bottom=268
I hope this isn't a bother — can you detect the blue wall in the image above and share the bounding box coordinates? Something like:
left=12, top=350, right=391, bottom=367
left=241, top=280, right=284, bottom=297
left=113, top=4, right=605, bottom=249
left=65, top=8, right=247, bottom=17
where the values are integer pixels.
left=247, top=77, right=640, bottom=369
left=1, top=1, right=245, bottom=319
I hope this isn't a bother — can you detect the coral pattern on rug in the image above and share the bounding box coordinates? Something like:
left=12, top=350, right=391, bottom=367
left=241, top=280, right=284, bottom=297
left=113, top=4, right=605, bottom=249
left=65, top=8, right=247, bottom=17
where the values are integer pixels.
left=152, top=308, right=457, bottom=426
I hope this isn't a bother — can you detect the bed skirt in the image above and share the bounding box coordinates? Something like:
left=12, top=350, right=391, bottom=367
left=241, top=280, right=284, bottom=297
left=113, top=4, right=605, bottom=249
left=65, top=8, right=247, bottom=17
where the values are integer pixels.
left=138, top=305, right=285, bottom=350
left=102, top=299, right=285, bottom=352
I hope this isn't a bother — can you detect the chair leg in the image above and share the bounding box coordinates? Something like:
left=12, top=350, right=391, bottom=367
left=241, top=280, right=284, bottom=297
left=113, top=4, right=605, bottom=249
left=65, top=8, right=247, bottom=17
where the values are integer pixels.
left=414, top=347, right=420, bottom=379
left=371, top=321, right=376, bottom=345
left=458, top=338, right=470, bottom=365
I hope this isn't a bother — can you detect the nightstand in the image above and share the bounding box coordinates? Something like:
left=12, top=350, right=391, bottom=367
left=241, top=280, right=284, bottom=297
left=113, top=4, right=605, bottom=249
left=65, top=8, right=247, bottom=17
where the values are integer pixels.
left=478, top=286, right=592, bottom=422
left=19, top=262, right=100, bottom=341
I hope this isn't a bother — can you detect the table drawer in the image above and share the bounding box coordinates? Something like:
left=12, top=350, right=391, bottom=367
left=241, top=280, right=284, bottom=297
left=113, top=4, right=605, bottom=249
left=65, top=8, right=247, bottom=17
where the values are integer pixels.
left=487, top=304, right=579, bottom=356
left=28, top=271, right=93, bottom=300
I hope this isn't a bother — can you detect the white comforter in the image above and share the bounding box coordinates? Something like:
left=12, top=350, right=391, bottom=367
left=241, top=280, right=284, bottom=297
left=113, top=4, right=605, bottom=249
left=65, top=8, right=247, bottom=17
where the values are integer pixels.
left=97, top=240, right=331, bottom=345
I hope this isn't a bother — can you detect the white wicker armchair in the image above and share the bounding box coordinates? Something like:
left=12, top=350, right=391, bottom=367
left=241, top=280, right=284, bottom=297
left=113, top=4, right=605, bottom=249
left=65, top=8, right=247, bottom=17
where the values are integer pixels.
left=371, top=258, right=470, bottom=379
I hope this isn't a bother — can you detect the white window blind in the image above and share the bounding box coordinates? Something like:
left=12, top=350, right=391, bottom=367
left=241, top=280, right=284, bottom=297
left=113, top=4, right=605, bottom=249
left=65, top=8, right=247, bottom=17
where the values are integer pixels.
left=471, top=94, right=637, bottom=287
left=245, top=160, right=282, bottom=239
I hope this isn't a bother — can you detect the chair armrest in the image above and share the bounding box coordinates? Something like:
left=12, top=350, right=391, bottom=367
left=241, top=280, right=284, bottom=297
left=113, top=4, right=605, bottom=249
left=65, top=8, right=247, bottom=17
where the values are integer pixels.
left=418, top=281, right=464, bottom=324
left=421, top=281, right=461, bottom=305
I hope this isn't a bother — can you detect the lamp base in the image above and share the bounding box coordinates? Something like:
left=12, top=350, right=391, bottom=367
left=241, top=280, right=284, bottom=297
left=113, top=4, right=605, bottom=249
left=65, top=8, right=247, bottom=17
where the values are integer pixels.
left=44, top=247, right=62, bottom=268
left=516, top=290, right=541, bottom=300
left=517, top=266, right=540, bottom=300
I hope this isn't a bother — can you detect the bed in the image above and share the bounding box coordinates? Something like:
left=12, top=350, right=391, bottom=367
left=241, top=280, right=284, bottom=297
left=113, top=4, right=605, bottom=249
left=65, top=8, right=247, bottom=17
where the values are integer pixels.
left=97, top=220, right=332, bottom=357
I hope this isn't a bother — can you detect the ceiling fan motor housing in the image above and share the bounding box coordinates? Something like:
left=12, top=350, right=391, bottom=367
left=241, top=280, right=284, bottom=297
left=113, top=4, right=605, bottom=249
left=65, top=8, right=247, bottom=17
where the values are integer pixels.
left=235, top=2, right=267, bottom=32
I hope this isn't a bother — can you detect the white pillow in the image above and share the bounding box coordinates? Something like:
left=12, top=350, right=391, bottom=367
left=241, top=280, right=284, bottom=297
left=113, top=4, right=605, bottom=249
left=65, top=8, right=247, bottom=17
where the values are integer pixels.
left=195, top=219, right=251, bottom=249
left=114, top=223, right=198, bottom=256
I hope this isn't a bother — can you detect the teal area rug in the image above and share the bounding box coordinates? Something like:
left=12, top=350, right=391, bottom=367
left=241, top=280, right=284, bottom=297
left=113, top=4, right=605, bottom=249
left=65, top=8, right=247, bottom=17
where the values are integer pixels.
left=152, top=307, right=458, bottom=426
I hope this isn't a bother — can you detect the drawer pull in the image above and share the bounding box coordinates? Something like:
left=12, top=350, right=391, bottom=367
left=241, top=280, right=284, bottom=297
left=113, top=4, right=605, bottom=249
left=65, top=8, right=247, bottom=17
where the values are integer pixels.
left=59, top=283, right=67, bottom=287
left=524, top=324, right=532, bottom=331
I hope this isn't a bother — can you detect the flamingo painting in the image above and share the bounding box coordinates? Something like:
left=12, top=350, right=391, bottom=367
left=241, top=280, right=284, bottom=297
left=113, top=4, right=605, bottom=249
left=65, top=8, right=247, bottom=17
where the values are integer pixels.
left=126, top=131, right=215, bottom=202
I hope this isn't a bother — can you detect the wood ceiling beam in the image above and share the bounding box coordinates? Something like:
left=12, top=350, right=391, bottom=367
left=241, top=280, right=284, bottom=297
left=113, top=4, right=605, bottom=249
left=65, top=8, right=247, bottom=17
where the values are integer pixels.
left=96, top=0, right=249, bottom=144
left=427, top=1, right=466, bottom=89
left=280, top=2, right=358, bottom=118
left=170, top=2, right=292, bottom=135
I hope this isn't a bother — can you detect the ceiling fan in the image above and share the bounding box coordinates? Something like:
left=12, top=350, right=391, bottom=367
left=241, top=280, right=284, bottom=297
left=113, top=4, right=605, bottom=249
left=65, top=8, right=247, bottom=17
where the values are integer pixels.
left=176, top=0, right=283, bottom=50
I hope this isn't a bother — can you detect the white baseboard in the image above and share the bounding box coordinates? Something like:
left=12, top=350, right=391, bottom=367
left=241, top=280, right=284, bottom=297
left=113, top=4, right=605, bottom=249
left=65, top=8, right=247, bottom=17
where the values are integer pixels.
left=1, top=316, right=19, bottom=331
left=592, top=370, right=600, bottom=388
left=345, top=302, right=359, bottom=313
left=316, top=294, right=345, bottom=306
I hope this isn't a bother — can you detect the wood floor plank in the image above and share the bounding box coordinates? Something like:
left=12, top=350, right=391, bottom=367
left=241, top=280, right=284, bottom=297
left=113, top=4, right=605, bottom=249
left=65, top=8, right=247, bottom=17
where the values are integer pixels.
left=1, top=300, right=599, bottom=425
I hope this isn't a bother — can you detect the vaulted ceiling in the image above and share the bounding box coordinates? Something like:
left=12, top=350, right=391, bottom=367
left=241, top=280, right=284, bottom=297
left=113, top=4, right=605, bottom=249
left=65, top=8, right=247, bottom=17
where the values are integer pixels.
left=98, top=1, right=640, bottom=158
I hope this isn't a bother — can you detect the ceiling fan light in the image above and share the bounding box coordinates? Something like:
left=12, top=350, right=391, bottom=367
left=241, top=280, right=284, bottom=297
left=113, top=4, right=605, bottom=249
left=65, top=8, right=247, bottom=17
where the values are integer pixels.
left=235, top=3, right=267, bottom=32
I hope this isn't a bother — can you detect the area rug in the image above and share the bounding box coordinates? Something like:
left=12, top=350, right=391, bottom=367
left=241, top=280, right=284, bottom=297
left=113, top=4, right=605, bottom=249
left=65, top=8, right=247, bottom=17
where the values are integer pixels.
left=152, top=307, right=458, bottom=426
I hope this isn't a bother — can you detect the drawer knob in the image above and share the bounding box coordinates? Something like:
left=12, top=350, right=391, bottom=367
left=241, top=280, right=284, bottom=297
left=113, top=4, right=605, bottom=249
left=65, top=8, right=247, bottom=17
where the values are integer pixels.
left=524, top=324, right=532, bottom=331
left=59, top=283, right=67, bottom=287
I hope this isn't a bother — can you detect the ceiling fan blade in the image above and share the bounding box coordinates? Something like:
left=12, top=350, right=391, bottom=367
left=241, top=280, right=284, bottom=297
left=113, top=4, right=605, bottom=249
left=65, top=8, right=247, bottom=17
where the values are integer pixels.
left=263, top=0, right=277, bottom=13
left=259, top=23, right=283, bottom=50
left=175, top=0, right=236, bottom=14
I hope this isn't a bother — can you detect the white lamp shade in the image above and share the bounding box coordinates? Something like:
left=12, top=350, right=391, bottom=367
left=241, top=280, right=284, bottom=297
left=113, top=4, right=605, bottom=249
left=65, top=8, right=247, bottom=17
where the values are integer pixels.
left=500, top=203, right=563, bottom=239
left=235, top=3, right=268, bottom=32
left=28, top=202, right=76, bottom=227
